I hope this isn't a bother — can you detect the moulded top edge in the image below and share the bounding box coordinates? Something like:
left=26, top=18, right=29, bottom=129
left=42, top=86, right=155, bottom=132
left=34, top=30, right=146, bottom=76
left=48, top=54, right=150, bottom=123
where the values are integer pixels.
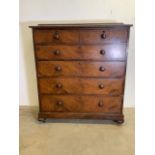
left=29, top=23, right=133, bottom=29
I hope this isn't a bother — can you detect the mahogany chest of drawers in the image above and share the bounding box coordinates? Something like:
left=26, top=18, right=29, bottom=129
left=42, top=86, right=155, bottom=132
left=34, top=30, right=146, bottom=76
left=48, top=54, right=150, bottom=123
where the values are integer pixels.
left=29, top=23, right=132, bottom=123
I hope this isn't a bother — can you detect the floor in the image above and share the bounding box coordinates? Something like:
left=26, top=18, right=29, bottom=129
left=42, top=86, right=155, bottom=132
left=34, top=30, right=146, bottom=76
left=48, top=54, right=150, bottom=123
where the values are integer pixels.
left=20, top=107, right=134, bottom=155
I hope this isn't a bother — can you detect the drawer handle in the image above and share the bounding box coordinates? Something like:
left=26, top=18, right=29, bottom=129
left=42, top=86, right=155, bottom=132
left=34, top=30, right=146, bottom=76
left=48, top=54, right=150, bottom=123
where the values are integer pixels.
left=101, top=31, right=106, bottom=39
left=54, top=50, right=61, bottom=55
left=99, top=84, right=104, bottom=89
left=99, top=66, right=105, bottom=72
left=53, top=31, right=60, bottom=40
left=57, top=101, right=63, bottom=106
left=56, top=83, right=63, bottom=88
left=98, top=101, right=104, bottom=107
left=55, top=66, right=62, bottom=71
left=100, top=49, right=106, bottom=55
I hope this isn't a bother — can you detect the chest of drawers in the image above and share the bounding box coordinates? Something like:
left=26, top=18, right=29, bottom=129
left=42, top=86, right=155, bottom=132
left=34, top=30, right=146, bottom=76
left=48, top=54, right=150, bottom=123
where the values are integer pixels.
left=29, top=23, right=132, bottom=124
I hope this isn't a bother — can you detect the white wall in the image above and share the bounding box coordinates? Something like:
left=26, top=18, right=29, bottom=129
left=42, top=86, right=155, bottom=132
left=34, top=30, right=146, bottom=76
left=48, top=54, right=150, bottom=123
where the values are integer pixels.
left=19, top=0, right=135, bottom=107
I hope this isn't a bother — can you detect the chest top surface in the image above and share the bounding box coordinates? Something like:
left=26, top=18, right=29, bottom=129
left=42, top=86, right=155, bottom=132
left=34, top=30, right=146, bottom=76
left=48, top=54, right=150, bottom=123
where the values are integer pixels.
left=29, top=23, right=132, bottom=29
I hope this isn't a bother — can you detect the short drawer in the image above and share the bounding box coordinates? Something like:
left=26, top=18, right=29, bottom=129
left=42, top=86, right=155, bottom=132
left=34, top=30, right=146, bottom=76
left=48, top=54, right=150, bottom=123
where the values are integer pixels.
left=38, top=78, right=124, bottom=95
left=35, top=44, right=126, bottom=61
left=37, top=61, right=125, bottom=78
left=40, top=95, right=122, bottom=113
left=34, top=30, right=79, bottom=44
left=80, top=28, right=128, bottom=44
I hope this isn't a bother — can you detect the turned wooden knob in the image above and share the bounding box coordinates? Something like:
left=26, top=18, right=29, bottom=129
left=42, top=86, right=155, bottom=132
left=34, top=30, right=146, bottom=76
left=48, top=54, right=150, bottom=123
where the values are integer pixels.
left=55, top=66, right=62, bottom=71
left=57, top=101, right=63, bottom=105
left=99, top=66, right=105, bottom=72
left=101, top=31, right=106, bottom=39
left=54, top=50, right=60, bottom=55
left=99, top=84, right=104, bottom=89
left=56, top=83, right=63, bottom=88
left=100, top=49, right=106, bottom=55
left=98, top=101, right=104, bottom=107
left=53, top=32, right=60, bottom=40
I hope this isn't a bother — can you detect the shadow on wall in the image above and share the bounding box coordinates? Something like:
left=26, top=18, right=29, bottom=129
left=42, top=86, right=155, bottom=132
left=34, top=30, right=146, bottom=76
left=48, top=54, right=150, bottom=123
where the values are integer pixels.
left=20, top=19, right=121, bottom=106
left=20, top=22, right=38, bottom=106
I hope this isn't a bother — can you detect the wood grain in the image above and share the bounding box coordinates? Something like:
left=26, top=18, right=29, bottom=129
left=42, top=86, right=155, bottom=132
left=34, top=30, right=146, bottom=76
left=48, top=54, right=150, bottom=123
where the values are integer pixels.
left=37, top=61, right=125, bottom=78
left=29, top=23, right=132, bottom=123
left=35, top=44, right=127, bottom=61
left=34, top=30, right=79, bottom=44
left=80, top=29, right=128, bottom=44
left=38, top=77, right=124, bottom=95
left=40, top=95, right=122, bottom=113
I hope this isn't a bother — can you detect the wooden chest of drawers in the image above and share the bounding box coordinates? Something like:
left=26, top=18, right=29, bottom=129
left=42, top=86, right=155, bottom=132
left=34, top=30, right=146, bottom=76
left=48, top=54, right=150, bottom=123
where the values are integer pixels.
left=30, top=23, right=132, bottom=124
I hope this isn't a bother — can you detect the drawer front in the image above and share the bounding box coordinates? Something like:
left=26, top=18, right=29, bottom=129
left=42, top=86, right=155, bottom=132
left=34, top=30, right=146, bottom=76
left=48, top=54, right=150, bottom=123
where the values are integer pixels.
left=40, top=95, right=122, bottom=113
left=39, top=78, right=124, bottom=95
left=34, top=30, right=79, bottom=44
left=80, top=29, right=128, bottom=44
left=37, top=61, right=125, bottom=78
left=36, top=44, right=126, bottom=61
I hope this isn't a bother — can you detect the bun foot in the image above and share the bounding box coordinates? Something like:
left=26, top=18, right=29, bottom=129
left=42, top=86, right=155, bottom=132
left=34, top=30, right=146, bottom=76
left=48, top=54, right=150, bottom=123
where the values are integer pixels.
left=38, top=118, right=47, bottom=123
left=113, top=120, right=124, bottom=124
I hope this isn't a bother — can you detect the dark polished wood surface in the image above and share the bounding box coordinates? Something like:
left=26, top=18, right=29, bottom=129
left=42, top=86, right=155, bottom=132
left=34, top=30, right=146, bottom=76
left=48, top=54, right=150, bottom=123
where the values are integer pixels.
left=37, top=61, right=125, bottom=78
left=38, top=78, right=124, bottom=95
left=34, top=30, right=79, bottom=44
left=80, top=29, right=128, bottom=44
left=36, top=44, right=127, bottom=61
left=40, top=95, right=122, bottom=113
left=30, top=23, right=132, bottom=123
left=29, top=23, right=132, bottom=29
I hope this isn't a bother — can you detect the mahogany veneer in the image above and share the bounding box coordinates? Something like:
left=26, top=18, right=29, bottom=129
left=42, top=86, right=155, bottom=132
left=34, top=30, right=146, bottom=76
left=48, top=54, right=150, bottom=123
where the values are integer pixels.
left=29, top=23, right=132, bottom=124
left=37, top=61, right=125, bottom=77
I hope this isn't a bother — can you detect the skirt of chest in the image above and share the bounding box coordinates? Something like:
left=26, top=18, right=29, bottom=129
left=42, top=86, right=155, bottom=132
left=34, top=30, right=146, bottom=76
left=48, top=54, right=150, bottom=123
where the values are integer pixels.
left=30, top=24, right=131, bottom=123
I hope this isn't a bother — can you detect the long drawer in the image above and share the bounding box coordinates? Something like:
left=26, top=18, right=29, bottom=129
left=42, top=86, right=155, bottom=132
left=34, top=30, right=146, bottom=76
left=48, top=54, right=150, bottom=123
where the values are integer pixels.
left=37, top=61, right=125, bottom=78
left=40, top=95, right=122, bottom=113
left=35, top=44, right=126, bottom=61
left=38, top=78, right=124, bottom=95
